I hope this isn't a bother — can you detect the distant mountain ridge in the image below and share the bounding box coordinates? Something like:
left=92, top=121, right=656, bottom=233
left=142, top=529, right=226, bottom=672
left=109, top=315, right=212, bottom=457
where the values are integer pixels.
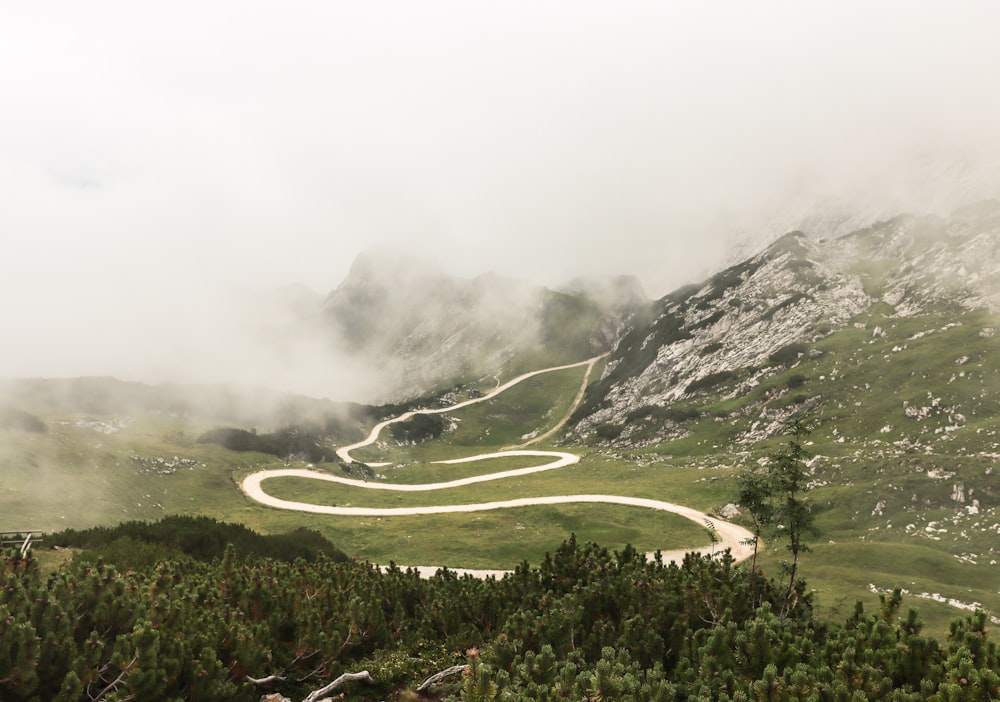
left=322, top=250, right=648, bottom=399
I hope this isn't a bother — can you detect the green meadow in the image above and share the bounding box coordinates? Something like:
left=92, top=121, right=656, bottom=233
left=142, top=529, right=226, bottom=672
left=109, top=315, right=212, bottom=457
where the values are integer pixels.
left=4, top=307, right=999, bottom=638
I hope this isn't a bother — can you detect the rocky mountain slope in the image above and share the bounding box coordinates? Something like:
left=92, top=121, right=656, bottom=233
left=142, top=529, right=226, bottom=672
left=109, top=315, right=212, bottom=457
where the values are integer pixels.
left=559, top=201, right=1000, bottom=627
left=322, top=251, right=647, bottom=400
left=573, top=200, right=1000, bottom=442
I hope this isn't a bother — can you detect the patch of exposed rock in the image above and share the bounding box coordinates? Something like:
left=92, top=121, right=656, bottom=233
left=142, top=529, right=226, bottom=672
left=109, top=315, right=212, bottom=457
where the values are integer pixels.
left=573, top=203, right=1000, bottom=444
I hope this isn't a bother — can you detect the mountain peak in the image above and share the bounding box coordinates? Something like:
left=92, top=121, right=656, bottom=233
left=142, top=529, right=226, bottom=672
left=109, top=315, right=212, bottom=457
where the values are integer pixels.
left=336, top=248, right=447, bottom=293
left=321, top=252, right=644, bottom=400
left=573, top=204, right=1000, bottom=444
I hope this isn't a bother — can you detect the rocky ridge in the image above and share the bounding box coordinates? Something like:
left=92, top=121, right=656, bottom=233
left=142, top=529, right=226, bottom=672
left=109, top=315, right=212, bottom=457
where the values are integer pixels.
left=573, top=201, right=1000, bottom=443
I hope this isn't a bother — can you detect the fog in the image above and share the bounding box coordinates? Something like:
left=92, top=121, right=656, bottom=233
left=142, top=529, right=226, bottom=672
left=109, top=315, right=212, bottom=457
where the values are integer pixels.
left=2, top=2, right=1000, bottom=399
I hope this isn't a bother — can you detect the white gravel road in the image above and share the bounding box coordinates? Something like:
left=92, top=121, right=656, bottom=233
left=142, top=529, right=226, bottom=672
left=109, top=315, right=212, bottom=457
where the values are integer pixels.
left=240, top=356, right=754, bottom=575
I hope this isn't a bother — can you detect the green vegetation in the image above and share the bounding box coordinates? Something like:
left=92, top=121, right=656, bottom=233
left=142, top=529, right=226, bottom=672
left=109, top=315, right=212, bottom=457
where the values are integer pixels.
left=198, top=425, right=334, bottom=463
left=238, top=501, right=708, bottom=570
left=50, top=515, right=347, bottom=569
left=3, top=304, right=1000, bottom=644
left=736, top=416, right=821, bottom=617
left=581, top=304, right=1000, bottom=635
left=684, top=369, right=739, bottom=394
left=441, top=366, right=583, bottom=448
left=0, top=413, right=267, bottom=533
left=5, top=535, right=1000, bottom=701
left=388, top=413, right=446, bottom=443
left=7, top=210, right=1000, bottom=698
left=769, top=342, right=808, bottom=366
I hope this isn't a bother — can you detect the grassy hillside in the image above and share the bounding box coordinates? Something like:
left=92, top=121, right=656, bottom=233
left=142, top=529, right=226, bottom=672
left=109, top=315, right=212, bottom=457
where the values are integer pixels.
left=2, top=365, right=713, bottom=569
left=5, top=307, right=998, bottom=638
left=578, top=303, right=1000, bottom=634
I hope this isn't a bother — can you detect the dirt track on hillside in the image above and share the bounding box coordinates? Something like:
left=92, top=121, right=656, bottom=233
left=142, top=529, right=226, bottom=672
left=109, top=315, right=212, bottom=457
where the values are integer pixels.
left=240, top=356, right=753, bottom=574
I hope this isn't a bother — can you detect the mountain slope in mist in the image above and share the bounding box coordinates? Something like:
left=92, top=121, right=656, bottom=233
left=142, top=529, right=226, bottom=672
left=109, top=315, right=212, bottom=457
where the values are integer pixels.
left=555, top=200, right=1000, bottom=628
left=3, top=199, right=1000, bottom=631
left=721, top=150, right=1000, bottom=269
left=322, top=250, right=647, bottom=399
left=573, top=200, right=1000, bottom=438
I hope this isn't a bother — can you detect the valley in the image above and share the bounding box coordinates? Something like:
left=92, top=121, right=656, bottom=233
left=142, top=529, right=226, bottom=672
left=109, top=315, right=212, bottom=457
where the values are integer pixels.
left=240, top=356, right=753, bottom=574
left=2, top=202, right=999, bottom=640
left=8, top=6, right=1000, bottom=695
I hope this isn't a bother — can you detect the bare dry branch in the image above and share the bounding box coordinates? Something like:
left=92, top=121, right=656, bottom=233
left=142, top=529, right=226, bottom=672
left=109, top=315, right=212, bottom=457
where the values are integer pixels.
left=416, top=664, right=469, bottom=692
left=91, top=655, right=138, bottom=702
left=302, top=670, right=374, bottom=702
left=247, top=674, right=286, bottom=686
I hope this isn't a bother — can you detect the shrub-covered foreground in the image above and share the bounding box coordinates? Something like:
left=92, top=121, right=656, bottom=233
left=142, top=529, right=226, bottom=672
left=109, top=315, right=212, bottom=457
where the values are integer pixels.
left=2, top=535, right=999, bottom=701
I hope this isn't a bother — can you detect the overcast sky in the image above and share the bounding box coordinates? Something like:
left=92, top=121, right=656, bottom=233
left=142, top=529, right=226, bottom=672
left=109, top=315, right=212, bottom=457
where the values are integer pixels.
left=3, top=1, right=1000, bottom=394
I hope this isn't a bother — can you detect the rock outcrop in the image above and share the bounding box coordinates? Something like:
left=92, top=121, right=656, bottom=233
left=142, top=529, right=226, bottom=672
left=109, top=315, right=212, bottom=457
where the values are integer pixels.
left=573, top=200, right=1000, bottom=444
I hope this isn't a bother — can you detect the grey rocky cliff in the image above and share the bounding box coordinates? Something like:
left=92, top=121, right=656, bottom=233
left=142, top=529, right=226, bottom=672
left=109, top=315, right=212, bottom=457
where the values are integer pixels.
left=573, top=201, right=1000, bottom=442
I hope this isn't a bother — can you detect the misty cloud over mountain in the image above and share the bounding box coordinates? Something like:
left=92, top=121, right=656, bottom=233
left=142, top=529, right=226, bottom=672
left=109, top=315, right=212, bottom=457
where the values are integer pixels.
left=2, top=2, right=999, bottom=395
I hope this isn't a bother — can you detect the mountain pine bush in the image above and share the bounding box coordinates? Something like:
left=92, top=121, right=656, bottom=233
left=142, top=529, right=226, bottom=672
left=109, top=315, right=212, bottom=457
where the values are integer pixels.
left=1, top=530, right=998, bottom=700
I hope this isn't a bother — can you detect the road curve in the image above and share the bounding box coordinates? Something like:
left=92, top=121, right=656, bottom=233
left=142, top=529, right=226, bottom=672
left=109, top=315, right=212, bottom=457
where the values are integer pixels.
left=335, top=356, right=606, bottom=464
left=240, top=355, right=754, bottom=572
left=242, top=450, right=577, bottom=495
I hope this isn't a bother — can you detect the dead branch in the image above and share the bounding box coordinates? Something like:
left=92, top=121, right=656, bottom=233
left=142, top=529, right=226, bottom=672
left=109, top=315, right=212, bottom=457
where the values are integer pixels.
left=416, top=664, right=469, bottom=692
left=302, top=670, right=374, bottom=702
left=247, top=674, right=287, bottom=686
left=91, top=655, right=138, bottom=702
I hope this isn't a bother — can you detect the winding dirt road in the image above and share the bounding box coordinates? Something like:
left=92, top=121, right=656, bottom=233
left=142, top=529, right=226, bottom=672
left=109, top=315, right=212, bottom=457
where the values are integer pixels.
left=334, top=356, right=606, bottom=464
left=240, top=356, right=753, bottom=574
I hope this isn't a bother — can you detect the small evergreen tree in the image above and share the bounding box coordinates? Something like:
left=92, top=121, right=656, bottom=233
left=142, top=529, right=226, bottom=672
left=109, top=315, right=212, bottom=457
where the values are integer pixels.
left=736, top=415, right=817, bottom=615
left=770, top=416, right=816, bottom=615
left=735, top=468, right=773, bottom=573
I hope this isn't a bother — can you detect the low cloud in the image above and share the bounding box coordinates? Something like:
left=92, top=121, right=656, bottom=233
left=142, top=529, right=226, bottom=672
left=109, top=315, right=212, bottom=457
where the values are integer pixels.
left=2, top=2, right=999, bottom=396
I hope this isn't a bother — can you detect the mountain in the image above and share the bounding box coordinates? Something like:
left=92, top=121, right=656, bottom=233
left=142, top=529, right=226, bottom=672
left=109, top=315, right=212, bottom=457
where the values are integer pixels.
left=322, top=250, right=648, bottom=399
left=558, top=201, right=1000, bottom=627
left=721, top=148, right=1000, bottom=269
left=572, top=200, right=1000, bottom=444
left=4, top=201, right=999, bottom=635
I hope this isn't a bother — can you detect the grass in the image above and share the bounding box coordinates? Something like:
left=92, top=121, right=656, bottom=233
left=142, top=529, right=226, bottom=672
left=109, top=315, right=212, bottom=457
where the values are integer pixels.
left=250, top=452, right=736, bottom=516
left=282, top=504, right=710, bottom=570
left=574, top=304, right=1000, bottom=638
left=6, top=363, right=719, bottom=576
left=7, top=310, right=1000, bottom=639
left=443, top=366, right=584, bottom=447
left=0, top=415, right=270, bottom=532
left=372, top=454, right=567, bottom=484
left=33, top=546, right=77, bottom=575
left=770, top=541, right=1000, bottom=636
left=347, top=365, right=587, bottom=464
